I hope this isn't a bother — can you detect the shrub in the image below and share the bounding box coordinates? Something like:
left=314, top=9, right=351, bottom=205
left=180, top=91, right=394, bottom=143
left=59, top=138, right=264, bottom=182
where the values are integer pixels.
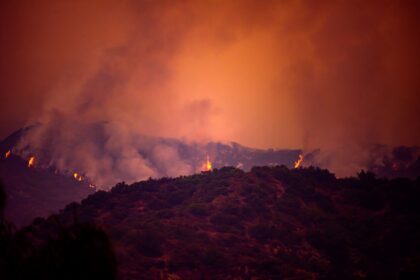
left=188, top=203, right=209, bottom=217
left=249, top=224, right=277, bottom=242
left=136, top=229, right=164, bottom=258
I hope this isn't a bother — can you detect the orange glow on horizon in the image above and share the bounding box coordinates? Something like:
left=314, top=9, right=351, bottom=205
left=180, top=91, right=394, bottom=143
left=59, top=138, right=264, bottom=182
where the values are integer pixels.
left=1, top=1, right=419, bottom=178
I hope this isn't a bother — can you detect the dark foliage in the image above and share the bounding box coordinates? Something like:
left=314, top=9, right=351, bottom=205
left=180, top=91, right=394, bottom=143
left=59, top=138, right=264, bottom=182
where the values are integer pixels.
left=2, top=166, right=420, bottom=279
left=0, top=182, right=116, bottom=280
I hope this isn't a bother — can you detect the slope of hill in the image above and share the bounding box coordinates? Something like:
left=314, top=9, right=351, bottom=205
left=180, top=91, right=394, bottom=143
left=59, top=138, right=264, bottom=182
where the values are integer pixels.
left=0, top=153, right=94, bottom=227
left=11, top=166, right=420, bottom=279
left=0, top=125, right=302, bottom=228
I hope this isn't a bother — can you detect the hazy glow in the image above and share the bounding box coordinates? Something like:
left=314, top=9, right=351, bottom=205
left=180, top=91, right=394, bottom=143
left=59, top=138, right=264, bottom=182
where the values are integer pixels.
left=1, top=1, right=419, bottom=176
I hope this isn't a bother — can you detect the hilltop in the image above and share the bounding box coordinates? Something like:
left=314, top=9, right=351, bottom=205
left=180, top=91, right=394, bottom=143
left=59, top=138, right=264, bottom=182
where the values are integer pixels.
left=10, top=166, right=420, bottom=279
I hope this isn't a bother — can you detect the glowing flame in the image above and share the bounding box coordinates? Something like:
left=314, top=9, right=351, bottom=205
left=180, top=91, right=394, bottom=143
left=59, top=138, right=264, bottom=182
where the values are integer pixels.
left=294, top=154, right=304, bottom=169
left=202, top=155, right=212, bottom=172
left=4, top=150, right=11, bottom=159
left=28, top=156, right=35, bottom=168
left=73, top=172, right=82, bottom=181
left=206, top=155, right=212, bottom=171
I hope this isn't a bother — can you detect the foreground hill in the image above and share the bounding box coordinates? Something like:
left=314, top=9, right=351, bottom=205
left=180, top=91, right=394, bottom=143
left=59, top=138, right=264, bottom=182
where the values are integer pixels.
left=9, top=166, right=420, bottom=279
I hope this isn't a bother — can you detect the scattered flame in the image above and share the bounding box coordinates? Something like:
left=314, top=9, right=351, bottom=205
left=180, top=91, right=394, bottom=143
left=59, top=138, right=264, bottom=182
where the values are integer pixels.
left=73, top=172, right=82, bottom=181
left=4, top=150, right=11, bottom=159
left=28, top=156, right=35, bottom=168
left=202, top=155, right=212, bottom=172
left=206, top=155, right=212, bottom=171
left=294, top=154, right=304, bottom=169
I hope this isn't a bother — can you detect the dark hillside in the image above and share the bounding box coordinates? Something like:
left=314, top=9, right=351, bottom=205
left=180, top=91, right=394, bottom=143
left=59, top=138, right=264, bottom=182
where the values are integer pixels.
left=8, top=167, right=420, bottom=279
left=0, top=154, right=94, bottom=227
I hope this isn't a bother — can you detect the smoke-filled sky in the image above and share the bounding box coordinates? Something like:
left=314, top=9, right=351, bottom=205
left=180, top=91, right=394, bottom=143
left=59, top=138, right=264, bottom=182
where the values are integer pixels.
left=1, top=0, right=420, bottom=176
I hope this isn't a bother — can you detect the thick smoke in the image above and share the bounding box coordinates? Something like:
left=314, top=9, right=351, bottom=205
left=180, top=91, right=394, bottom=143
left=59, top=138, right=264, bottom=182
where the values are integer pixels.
left=15, top=118, right=198, bottom=187
left=2, top=0, right=420, bottom=180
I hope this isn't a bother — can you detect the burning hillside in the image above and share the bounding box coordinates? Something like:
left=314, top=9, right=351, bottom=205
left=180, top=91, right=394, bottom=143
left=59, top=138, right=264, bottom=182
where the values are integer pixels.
left=2, top=124, right=419, bottom=195
left=1, top=1, right=419, bottom=278
left=4, top=124, right=302, bottom=189
left=0, top=147, right=94, bottom=226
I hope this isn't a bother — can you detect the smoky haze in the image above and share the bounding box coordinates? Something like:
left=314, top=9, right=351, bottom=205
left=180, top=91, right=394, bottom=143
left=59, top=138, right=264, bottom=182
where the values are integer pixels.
left=1, top=0, right=420, bottom=179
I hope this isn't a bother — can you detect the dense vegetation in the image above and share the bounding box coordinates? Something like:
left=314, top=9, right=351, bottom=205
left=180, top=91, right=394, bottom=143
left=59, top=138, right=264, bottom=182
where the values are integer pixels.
left=2, top=166, right=420, bottom=279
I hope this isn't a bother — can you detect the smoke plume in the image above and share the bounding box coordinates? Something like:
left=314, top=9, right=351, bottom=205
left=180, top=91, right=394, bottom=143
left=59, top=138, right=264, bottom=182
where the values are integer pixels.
left=2, top=0, right=420, bottom=181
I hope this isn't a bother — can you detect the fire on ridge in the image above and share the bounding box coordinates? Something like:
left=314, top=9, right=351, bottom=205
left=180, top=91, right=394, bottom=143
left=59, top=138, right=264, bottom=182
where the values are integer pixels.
left=73, top=172, right=83, bottom=181
left=27, top=156, right=35, bottom=168
left=294, top=154, right=304, bottom=169
left=201, top=155, right=212, bottom=172
left=1, top=146, right=98, bottom=190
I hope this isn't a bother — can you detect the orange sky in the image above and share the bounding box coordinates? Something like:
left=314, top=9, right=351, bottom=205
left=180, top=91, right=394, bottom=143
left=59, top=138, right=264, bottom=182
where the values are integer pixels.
left=1, top=0, right=419, bottom=163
